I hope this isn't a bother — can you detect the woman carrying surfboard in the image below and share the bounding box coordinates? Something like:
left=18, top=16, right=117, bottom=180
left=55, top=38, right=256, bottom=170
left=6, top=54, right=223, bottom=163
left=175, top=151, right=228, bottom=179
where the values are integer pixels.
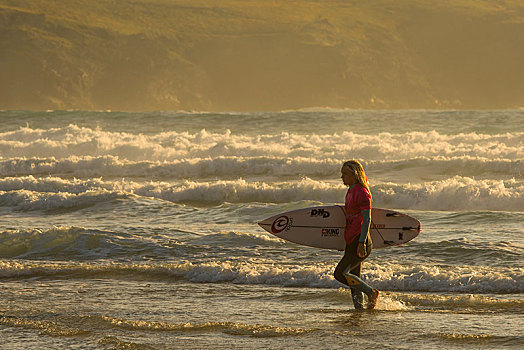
left=334, top=160, right=380, bottom=309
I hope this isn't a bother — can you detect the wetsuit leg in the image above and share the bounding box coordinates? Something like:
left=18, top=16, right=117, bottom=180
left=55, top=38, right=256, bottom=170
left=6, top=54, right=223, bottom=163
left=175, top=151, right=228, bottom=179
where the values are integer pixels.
left=333, top=238, right=373, bottom=309
left=334, top=242, right=360, bottom=286
left=349, top=263, right=364, bottom=309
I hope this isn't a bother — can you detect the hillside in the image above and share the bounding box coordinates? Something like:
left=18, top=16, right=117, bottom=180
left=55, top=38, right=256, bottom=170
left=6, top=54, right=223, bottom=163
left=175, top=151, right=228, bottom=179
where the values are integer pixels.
left=1, top=0, right=523, bottom=111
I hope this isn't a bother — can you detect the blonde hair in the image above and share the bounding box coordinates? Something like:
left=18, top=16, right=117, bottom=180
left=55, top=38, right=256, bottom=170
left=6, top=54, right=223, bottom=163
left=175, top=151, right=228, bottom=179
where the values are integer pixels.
left=342, top=160, right=370, bottom=191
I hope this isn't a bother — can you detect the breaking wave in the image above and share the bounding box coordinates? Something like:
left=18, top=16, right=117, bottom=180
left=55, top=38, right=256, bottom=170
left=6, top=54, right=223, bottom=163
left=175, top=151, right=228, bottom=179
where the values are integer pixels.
left=0, top=175, right=521, bottom=211
left=1, top=259, right=521, bottom=294
left=1, top=125, right=522, bottom=162
left=0, top=155, right=522, bottom=180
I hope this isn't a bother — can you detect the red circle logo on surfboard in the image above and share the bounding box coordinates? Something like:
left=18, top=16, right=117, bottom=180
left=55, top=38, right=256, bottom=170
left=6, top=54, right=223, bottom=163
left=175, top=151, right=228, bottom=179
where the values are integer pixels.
left=271, top=216, right=289, bottom=233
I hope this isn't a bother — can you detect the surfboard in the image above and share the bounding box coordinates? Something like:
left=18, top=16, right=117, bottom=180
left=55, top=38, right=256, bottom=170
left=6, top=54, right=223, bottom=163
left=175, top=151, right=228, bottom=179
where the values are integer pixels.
left=258, top=206, right=421, bottom=250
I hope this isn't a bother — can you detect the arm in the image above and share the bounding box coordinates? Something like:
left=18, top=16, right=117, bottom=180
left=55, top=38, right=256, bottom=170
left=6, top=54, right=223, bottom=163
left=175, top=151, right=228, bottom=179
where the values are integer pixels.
left=359, top=209, right=371, bottom=244
left=357, top=209, right=371, bottom=257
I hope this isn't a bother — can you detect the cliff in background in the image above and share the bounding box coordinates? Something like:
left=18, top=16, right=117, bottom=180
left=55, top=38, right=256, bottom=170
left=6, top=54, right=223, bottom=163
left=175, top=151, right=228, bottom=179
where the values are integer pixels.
left=1, top=0, right=523, bottom=111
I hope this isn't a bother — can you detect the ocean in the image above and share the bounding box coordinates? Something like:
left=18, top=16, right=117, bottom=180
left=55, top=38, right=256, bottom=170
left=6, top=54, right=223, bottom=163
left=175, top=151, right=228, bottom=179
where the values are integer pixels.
left=0, top=109, right=522, bottom=349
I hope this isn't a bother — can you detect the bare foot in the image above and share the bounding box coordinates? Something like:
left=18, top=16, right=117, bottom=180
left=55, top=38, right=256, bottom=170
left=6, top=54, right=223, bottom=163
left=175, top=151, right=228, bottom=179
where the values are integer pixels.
left=367, top=289, right=380, bottom=309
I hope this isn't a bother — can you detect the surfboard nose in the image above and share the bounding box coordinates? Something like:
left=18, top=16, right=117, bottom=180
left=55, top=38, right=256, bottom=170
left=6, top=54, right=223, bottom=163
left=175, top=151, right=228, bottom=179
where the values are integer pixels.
left=257, top=217, right=273, bottom=233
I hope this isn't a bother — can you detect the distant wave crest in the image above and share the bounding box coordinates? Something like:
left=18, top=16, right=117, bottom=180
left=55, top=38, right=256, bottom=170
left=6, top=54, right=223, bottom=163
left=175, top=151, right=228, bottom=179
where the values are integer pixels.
left=1, top=125, right=522, bottom=161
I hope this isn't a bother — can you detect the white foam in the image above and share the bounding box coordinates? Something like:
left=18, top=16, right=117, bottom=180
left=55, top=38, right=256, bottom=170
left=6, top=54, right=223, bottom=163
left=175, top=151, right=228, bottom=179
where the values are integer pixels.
left=0, top=155, right=521, bottom=180
left=337, top=288, right=409, bottom=311
left=0, top=175, right=521, bottom=211
left=396, top=293, right=524, bottom=310
left=100, top=316, right=314, bottom=336
left=1, top=259, right=521, bottom=294
left=1, top=126, right=522, bottom=162
left=372, top=176, right=523, bottom=211
left=192, top=230, right=284, bottom=246
left=366, top=262, right=523, bottom=294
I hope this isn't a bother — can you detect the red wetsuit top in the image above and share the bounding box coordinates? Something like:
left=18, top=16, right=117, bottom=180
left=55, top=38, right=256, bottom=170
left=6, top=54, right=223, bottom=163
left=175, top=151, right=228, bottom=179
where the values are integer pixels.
left=344, top=183, right=372, bottom=244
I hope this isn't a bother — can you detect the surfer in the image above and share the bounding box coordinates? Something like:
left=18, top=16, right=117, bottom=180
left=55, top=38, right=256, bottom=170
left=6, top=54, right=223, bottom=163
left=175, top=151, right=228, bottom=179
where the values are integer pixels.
left=334, top=160, right=380, bottom=309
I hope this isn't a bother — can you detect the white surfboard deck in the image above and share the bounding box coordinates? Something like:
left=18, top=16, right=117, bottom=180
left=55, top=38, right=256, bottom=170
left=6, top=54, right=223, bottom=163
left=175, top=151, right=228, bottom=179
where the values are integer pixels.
left=258, top=205, right=420, bottom=250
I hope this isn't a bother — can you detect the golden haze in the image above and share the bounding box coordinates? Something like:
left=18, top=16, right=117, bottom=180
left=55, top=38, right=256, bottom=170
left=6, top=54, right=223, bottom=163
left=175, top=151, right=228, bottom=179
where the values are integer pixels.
left=0, top=0, right=523, bottom=111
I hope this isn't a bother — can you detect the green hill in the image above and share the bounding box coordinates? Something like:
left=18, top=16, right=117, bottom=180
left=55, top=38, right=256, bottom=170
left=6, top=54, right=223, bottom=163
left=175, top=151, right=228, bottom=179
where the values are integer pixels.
left=1, top=0, right=523, bottom=111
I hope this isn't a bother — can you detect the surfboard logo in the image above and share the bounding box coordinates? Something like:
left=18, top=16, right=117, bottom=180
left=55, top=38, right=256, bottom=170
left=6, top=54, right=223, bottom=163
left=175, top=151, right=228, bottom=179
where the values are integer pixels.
left=271, top=216, right=290, bottom=234
left=311, top=208, right=330, bottom=218
left=321, top=228, right=340, bottom=237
